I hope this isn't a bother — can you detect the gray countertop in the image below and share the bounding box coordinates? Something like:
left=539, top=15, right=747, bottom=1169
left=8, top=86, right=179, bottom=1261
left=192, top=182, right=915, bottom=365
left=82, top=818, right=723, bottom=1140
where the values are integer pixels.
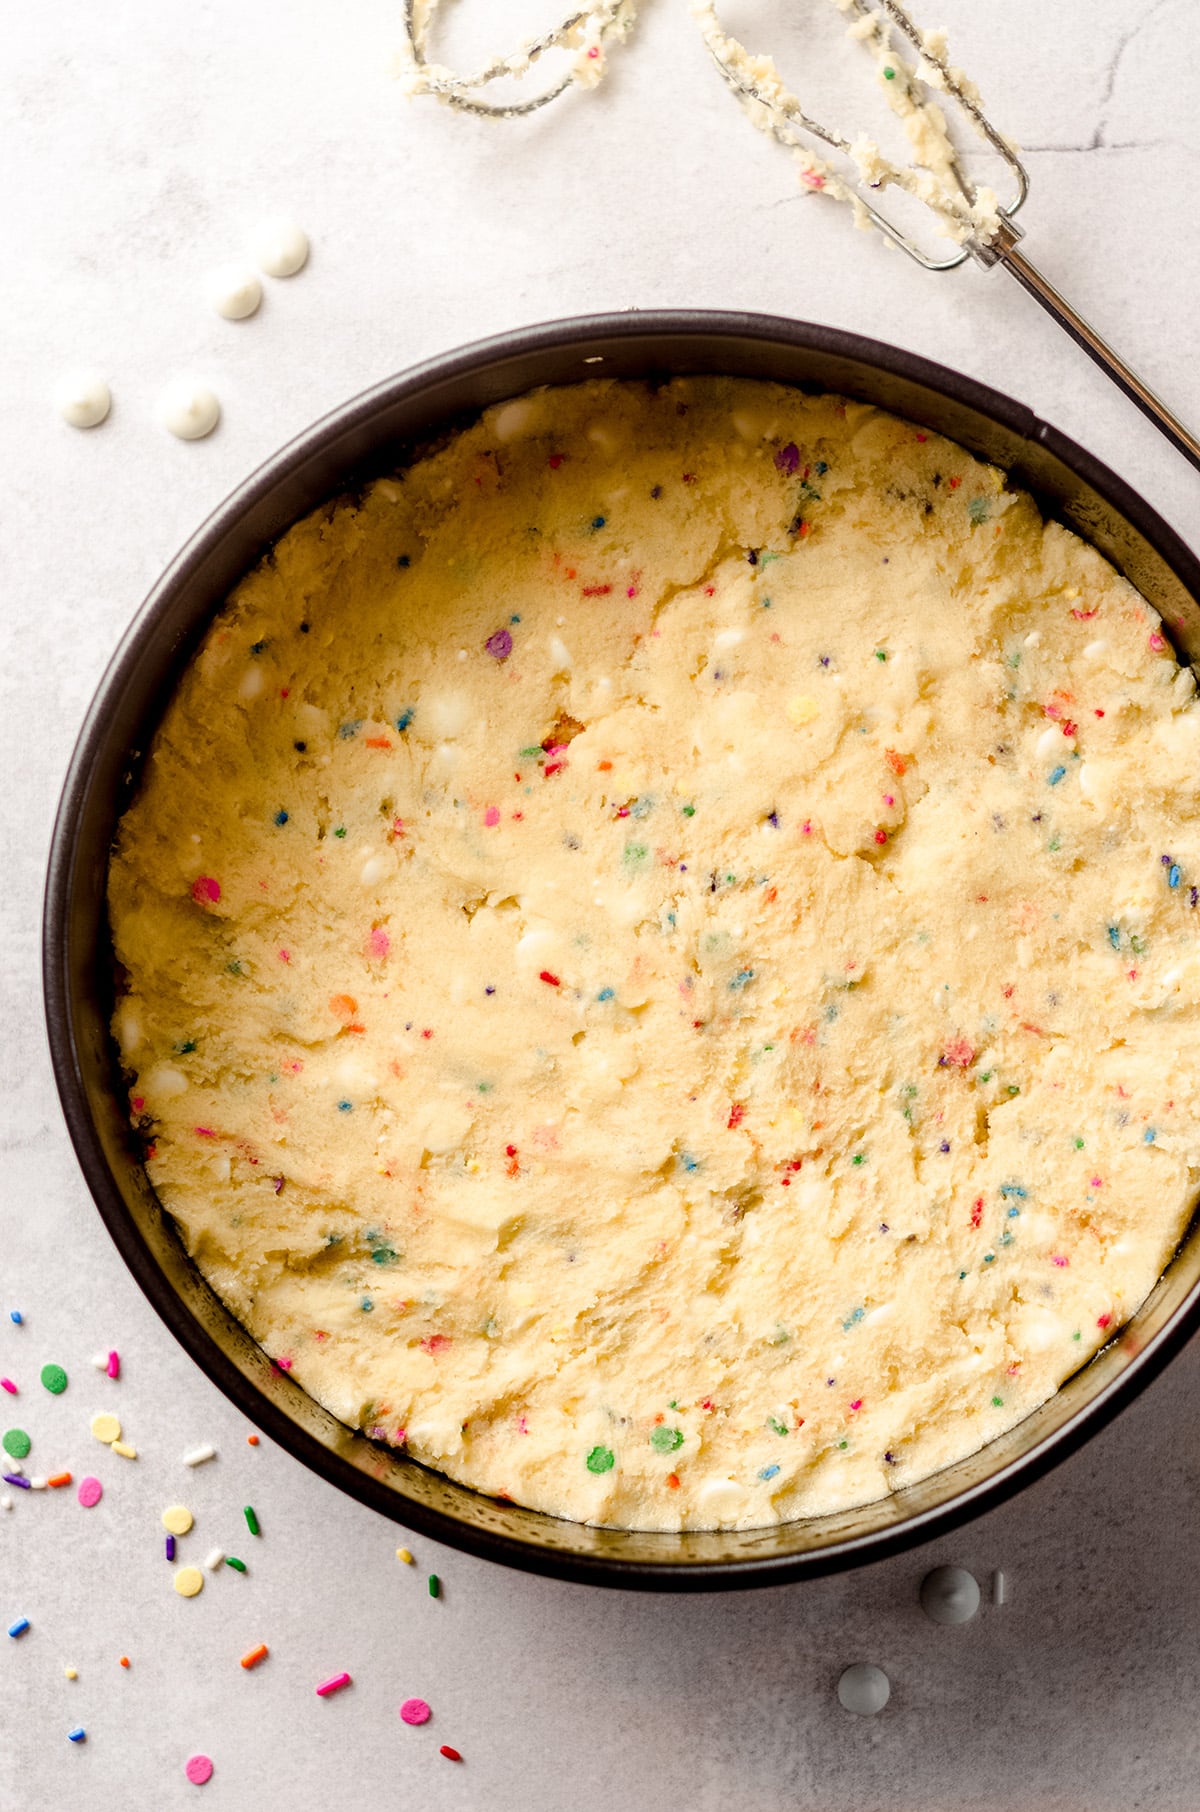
left=4, top=2, right=1200, bottom=1805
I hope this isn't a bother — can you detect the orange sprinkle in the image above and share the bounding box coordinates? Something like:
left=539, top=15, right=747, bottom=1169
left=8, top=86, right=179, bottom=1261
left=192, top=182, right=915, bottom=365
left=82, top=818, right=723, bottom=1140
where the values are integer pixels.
left=329, top=994, right=358, bottom=1021
left=240, top=1644, right=269, bottom=1670
left=666, top=1473, right=681, bottom=1489
left=119, top=1656, right=131, bottom=1669
left=47, top=1471, right=72, bottom=1488
left=247, top=1434, right=260, bottom=1446
left=597, top=760, right=612, bottom=771
left=365, top=736, right=393, bottom=749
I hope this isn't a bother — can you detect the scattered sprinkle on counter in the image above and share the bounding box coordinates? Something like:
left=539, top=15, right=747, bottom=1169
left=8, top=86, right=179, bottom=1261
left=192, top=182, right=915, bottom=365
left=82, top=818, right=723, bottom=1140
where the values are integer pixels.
left=182, top=1443, right=216, bottom=1467
left=185, top=1753, right=214, bottom=1785
left=90, top=1412, right=121, bottom=1445
left=47, top=1471, right=71, bottom=1488
left=440, top=1745, right=463, bottom=1762
left=240, top=1643, right=269, bottom=1670
left=8, top=1617, right=30, bottom=1638
left=9, top=1311, right=22, bottom=1326
left=400, top=1697, right=432, bottom=1725
left=106, top=1351, right=120, bottom=1379
left=225, top=1556, right=247, bottom=1574
left=0, top=1379, right=16, bottom=1396
left=203, top=1548, right=225, bottom=1571
left=428, top=1574, right=440, bottom=1599
left=396, top=1547, right=414, bottom=1565
left=315, top=1672, right=352, bottom=1697
left=243, top=1504, right=260, bottom=1535
left=173, top=1566, right=204, bottom=1598
left=111, top=1440, right=137, bottom=1460
left=39, top=1363, right=68, bottom=1395
left=246, top=1433, right=260, bottom=1446
left=64, top=1666, right=77, bottom=1680
left=2, top=1429, right=30, bottom=1460
left=67, top=1726, right=86, bottom=1744
left=119, top=1654, right=131, bottom=1668
left=162, top=1504, right=194, bottom=1535
left=77, top=1476, right=102, bottom=1508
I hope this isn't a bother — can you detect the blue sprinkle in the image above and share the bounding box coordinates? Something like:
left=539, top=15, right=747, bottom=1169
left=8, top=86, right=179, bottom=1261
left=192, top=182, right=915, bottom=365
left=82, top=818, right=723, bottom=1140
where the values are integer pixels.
left=273, top=809, right=289, bottom=826
left=361, top=1298, right=373, bottom=1311
left=397, top=554, right=411, bottom=568
left=395, top=708, right=414, bottom=733
left=1000, top=1185, right=1027, bottom=1198
left=590, top=515, right=606, bottom=530
left=983, top=1253, right=996, bottom=1263
left=8, top=1618, right=29, bottom=1638
left=1108, top=925, right=1120, bottom=949
left=510, top=613, right=521, bottom=624
left=597, top=987, right=615, bottom=1002
left=758, top=1464, right=781, bottom=1481
left=815, top=461, right=829, bottom=476
left=729, top=969, right=755, bottom=991
left=338, top=720, right=363, bottom=739
left=1007, top=1206, right=1020, bottom=1218
left=337, top=1100, right=353, bottom=1112
left=1048, top=766, right=1066, bottom=786
left=67, top=1727, right=86, bottom=1744
left=250, top=639, right=267, bottom=654
left=1144, top=1128, right=1157, bottom=1143
left=1169, top=865, right=1181, bottom=889
left=842, top=1306, right=866, bottom=1331
left=678, top=1152, right=701, bottom=1173
left=8, top=1311, right=21, bottom=1325
left=939, top=1140, right=950, bottom=1154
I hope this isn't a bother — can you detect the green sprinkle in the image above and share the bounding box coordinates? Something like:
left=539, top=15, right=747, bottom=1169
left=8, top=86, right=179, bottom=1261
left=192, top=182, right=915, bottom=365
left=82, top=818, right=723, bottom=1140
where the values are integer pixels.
left=767, top=1416, right=788, bottom=1438
left=333, top=826, right=347, bottom=839
left=681, top=804, right=696, bottom=817
left=369, top=1245, right=398, bottom=1265
left=40, top=1364, right=68, bottom=1395
left=883, top=64, right=895, bottom=78
left=1072, top=1330, right=1082, bottom=1341
left=874, top=648, right=888, bottom=662
left=428, top=1574, right=440, bottom=1598
left=173, top=1039, right=196, bottom=1055
left=2, top=1428, right=31, bottom=1459
left=991, top=1395, right=1004, bottom=1408
left=1006, top=1084, right=1020, bottom=1097
left=650, top=1426, right=684, bottom=1453
left=838, top=1440, right=849, bottom=1450
left=851, top=1152, right=866, bottom=1167
left=1074, top=1137, right=1085, bottom=1149
left=585, top=1444, right=615, bottom=1474
left=244, top=1505, right=260, bottom=1537
left=967, top=495, right=991, bottom=525
left=622, top=842, right=650, bottom=870
left=519, top=746, right=543, bottom=759
left=225, top=1557, right=247, bottom=1573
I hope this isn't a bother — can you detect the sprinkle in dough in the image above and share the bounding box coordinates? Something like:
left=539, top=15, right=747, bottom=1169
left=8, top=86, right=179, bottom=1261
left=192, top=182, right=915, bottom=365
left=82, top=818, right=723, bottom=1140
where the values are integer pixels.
left=109, top=377, right=1200, bottom=1532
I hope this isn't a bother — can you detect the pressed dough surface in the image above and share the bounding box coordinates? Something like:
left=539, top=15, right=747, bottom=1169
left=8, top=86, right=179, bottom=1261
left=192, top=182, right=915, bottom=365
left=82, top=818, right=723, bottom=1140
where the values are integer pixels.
left=108, top=377, right=1200, bottom=1531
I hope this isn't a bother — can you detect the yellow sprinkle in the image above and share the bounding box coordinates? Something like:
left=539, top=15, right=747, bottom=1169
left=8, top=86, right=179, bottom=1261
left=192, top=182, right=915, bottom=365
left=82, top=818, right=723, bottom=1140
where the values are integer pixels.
left=173, top=1566, right=204, bottom=1598
left=64, top=1666, right=78, bottom=1680
left=786, top=696, right=819, bottom=727
left=396, top=1547, right=413, bottom=1565
left=162, top=1504, right=194, bottom=1536
left=90, top=1412, right=121, bottom=1444
left=111, top=1440, right=137, bottom=1460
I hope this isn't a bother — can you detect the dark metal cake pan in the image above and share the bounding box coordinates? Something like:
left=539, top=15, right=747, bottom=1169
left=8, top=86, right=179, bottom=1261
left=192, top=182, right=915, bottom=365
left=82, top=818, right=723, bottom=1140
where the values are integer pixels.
left=43, top=311, right=1200, bottom=1589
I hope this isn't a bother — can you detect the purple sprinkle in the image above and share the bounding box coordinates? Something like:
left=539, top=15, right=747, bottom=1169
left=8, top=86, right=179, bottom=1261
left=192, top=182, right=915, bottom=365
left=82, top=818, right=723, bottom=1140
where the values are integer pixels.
left=485, top=985, right=496, bottom=996
left=884, top=1451, right=896, bottom=1465
left=166, top=1534, right=176, bottom=1561
left=1161, top=854, right=1172, bottom=866
left=939, top=1140, right=951, bottom=1153
left=774, top=442, right=801, bottom=474
left=485, top=628, right=513, bottom=662
left=3, top=1473, right=30, bottom=1489
left=273, top=1176, right=285, bottom=1194
left=879, top=1223, right=889, bottom=1232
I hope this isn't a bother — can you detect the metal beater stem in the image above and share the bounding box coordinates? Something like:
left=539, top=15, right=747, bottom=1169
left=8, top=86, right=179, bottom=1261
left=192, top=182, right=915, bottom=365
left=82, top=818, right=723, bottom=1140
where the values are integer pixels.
left=996, top=241, right=1200, bottom=475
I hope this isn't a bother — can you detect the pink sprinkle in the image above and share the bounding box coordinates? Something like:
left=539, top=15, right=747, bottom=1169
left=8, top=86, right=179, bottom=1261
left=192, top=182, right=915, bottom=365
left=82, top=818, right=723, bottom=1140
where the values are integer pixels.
left=483, top=806, right=501, bottom=828
left=849, top=1399, right=863, bottom=1414
left=1090, top=1177, right=1103, bottom=1189
left=915, top=433, right=928, bottom=443
left=1097, top=1314, right=1112, bottom=1329
left=131, top=1096, right=144, bottom=1113
left=106, top=1351, right=119, bottom=1380
left=942, top=1037, right=975, bottom=1068
left=275, top=1356, right=293, bottom=1372
left=77, top=1476, right=103, bottom=1508
left=316, top=1673, right=352, bottom=1698
left=400, top=1698, right=432, bottom=1726
left=0, top=1379, right=15, bottom=1395
left=883, top=794, right=894, bottom=806
left=368, top=926, right=390, bottom=958
left=194, top=1126, right=216, bottom=1138
left=801, top=820, right=812, bottom=836
left=801, top=170, right=826, bottom=189
left=1051, top=1254, right=1068, bottom=1267
left=278, top=948, right=291, bottom=962
left=873, top=828, right=888, bottom=846
left=191, top=876, right=221, bottom=904
left=1149, top=632, right=1166, bottom=651
left=626, top=586, right=638, bottom=598
left=420, top=1334, right=452, bottom=1355
left=185, top=1754, right=214, bottom=1786
left=587, top=44, right=599, bottom=57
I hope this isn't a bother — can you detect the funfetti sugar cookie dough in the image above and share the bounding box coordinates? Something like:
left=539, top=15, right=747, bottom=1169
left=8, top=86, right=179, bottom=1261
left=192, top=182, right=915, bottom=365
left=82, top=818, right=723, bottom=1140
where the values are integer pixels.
left=108, top=376, right=1200, bottom=1532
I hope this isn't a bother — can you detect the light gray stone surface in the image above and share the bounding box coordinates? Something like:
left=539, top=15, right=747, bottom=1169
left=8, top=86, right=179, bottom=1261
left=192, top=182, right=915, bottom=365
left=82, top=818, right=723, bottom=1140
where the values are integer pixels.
left=3, top=2, right=1200, bottom=1805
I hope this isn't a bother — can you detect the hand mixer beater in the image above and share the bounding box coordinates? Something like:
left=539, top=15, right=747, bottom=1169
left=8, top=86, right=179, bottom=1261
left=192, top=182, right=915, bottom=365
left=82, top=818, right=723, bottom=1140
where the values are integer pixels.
left=400, top=0, right=1200, bottom=474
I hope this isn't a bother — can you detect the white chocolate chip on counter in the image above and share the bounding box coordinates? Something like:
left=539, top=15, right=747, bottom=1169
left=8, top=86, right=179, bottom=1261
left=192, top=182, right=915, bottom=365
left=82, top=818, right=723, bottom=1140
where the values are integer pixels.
left=53, top=371, right=111, bottom=429
left=156, top=377, right=221, bottom=441
left=204, top=264, right=262, bottom=320
left=253, top=216, right=309, bottom=278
